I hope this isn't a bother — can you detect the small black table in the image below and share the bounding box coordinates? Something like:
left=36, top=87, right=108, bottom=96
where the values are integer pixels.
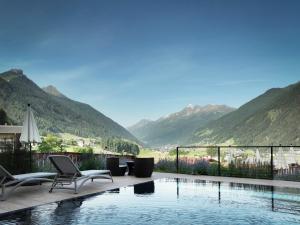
left=126, top=161, right=135, bottom=175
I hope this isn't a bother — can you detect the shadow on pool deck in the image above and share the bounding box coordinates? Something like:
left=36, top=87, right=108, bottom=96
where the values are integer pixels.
left=1, top=172, right=300, bottom=215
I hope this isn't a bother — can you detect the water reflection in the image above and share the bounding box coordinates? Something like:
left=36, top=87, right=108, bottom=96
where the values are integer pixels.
left=56, top=199, right=83, bottom=210
left=107, top=188, right=120, bottom=193
left=218, top=181, right=221, bottom=204
left=176, top=178, right=179, bottom=197
left=50, top=199, right=84, bottom=224
left=174, top=178, right=300, bottom=215
left=0, top=209, right=33, bottom=224
left=134, top=181, right=155, bottom=195
left=271, top=186, right=274, bottom=211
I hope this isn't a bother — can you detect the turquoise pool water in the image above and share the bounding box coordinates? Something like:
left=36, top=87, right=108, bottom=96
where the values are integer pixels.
left=1, top=178, right=300, bottom=224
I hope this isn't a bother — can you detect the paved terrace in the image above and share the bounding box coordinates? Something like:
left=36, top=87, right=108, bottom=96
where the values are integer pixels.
left=1, top=172, right=300, bottom=215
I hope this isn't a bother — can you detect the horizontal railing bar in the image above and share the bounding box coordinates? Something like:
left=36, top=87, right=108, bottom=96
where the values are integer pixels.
left=177, top=145, right=300, bottom=149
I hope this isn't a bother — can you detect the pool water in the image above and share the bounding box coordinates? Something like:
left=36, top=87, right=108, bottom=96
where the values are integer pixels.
left=1, top=178, right=300, bottom=225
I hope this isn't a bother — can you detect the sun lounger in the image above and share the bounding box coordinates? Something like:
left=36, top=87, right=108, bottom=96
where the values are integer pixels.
left=48, top=155, right=113, bottom=194
left=0, top=165, right=55, bottom=201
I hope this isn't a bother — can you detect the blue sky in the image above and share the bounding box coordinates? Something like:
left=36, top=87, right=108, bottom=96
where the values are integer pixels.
left=0, top=0, right=299, bottom=127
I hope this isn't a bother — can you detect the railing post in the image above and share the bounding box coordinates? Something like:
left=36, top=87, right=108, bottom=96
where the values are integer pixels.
left=176, top=146, right=179, bottom=173
left=270, top=146, right=273, bottom=179
left=218, top=146, right=221, bottom=176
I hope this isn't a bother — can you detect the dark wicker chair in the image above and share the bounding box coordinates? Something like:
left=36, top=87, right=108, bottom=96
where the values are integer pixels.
left=106, top=157, right=127, bottom=176
left=134, top=158, right=154, bottom=178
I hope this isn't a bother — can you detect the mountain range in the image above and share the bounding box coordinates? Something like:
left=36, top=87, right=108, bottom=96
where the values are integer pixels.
left=191, top=81, right=300, bottom=146
left=130, top=81, right=300, bottom=147
left=1, top=68, right=299, bottom=148
left=0, top=69, right=138, bottom=142
left=128, top=104, right=235, bottom=147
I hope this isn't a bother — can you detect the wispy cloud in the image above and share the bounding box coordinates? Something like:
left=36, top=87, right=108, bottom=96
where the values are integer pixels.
left=36, top=61, right=112, bottom=83
left=115, top=48, right=201, bottom=88
left=42, top=66, right=94, bottom=82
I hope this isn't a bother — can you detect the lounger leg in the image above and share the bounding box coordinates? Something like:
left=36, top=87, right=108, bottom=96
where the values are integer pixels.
left=49, top=183, right=55, bottom=193
left=74, top=180, right=78, bottom=194
left=1, top=185, right=6, bottom=201
left=110, top=172, right=114, bottom=182
left=49, top=177, right=58, bottom=193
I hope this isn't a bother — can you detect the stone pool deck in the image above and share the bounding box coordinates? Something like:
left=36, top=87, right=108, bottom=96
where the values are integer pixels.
left=1, top=172, right=300, bottom=215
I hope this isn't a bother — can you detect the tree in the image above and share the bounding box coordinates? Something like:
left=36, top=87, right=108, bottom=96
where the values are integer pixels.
left=38, top=134, right=64, bottom=153
left=0, top=109, right=11, bottom=125
left=206, top=147, right=218, bottom=157
left=102, top=137, right=140, bottom=155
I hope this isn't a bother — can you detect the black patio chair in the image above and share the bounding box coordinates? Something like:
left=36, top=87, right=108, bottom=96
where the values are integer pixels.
left=106, top=157, right=127, bottom=176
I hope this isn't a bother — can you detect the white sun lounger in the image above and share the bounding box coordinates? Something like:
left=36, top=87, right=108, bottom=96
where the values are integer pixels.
left=48, top=155, right=113, bottom=194
left=0, top=165, right=55, bottom=201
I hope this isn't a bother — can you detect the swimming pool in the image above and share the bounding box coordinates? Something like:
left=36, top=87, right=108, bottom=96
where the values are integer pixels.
left=1, top=178, right=300, bottom=224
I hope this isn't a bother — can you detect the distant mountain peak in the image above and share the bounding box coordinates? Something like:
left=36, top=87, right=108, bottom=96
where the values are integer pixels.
left=43, top=85, right=66, bottom=98
left=9, top=69, right=23, bottom=75
left=128, top=119, right=153, bottom=129
left=186, top=103, right=194, bottom=108
left=140, top=119, right=153, bottom=123
left=128, top=103, right=235, bottom=147
left=0, top=69, right=24, bottom=81
left=166, top=104, right=235, bottom=119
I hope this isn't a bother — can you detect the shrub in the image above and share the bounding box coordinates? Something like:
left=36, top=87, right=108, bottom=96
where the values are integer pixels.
left=206, top=147, right=218, bottom=157
left=221, top=162, right=271, bottom=179
left=193, top=160, right=209, bottom=175
left=155, top=158, right=210, bottom=175
left=38, top=134, right=64, bottom=153
left=79, top=153, right=106, bottom=170
left=207, top=162, right=219, bottom=176
left=178, top=160, right=194, bottom=174
left=155, top=158, right=176, bottom=173
left=76, top=147, right=93, bottom=154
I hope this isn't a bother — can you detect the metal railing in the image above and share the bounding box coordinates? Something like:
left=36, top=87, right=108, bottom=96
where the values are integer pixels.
left=176, top=145, right=300, bottom=180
